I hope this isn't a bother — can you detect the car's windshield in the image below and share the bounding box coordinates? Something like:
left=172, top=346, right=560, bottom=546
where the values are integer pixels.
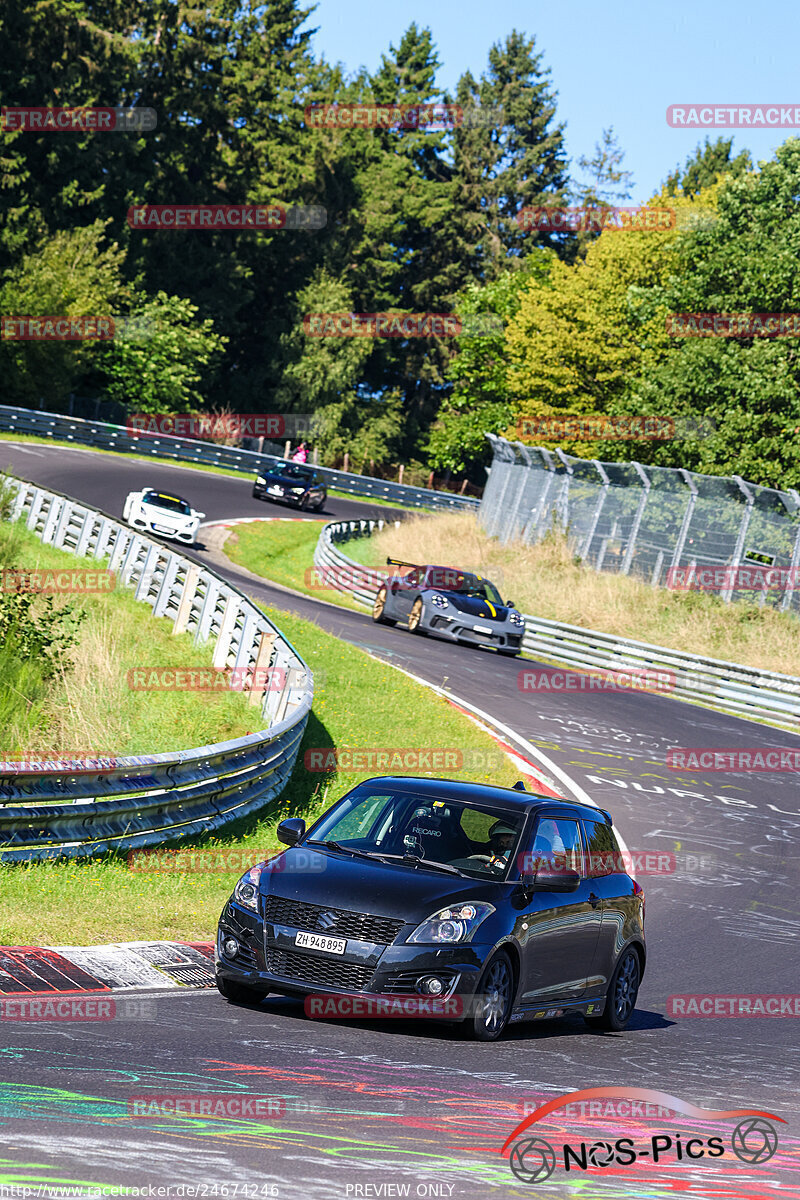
left=269, top=464, right=315, bottom=482
left=307, top=785, right=525, bottom=879
left=144, top=491, right=191, bottom=515
left=428, top=568, right=503, bottom=605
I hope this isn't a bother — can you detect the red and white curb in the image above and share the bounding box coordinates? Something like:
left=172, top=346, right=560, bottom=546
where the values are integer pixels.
left=0, top=940, right=215, bottom=994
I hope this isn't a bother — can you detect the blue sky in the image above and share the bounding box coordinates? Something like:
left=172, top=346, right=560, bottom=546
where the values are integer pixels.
left=301, top=0, right=798, bottom=201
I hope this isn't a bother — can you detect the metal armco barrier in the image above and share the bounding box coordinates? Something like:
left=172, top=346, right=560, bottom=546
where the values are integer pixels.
left=314, top=520, right=800, bottom=732
left=0, top=405, right=478, bottom=512
left=0, top=476, right=312, bottom=863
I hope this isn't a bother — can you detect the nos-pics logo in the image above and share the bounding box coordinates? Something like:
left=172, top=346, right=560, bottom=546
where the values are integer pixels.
left=496, top=1088, right=783, bottom=1184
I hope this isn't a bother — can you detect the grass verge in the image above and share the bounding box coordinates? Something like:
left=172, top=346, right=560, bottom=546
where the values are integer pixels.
left=0, top=600, right=523, bottom=944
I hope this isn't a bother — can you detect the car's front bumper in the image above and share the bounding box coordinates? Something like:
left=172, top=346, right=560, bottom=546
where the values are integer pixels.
left=423, top=615, right=523, bottom=651
left=128, top=513, right=198, bottom=543
left=216, top=902, right=491, bottom=1010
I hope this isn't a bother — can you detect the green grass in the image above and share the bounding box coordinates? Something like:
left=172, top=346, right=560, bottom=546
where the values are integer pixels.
left=0, top=600, right=522, bottom=944
left=0, top=518, right=259, bottom=758
left=224, top=520, right=372, bottom=613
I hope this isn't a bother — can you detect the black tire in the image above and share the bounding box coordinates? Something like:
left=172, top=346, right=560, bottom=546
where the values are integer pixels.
left=584, top=947, right=640, bottom=1032
left=216, top=974, right=267, bottom=1005
left=469, top=951, right=514, bottom=1041
left=498, top=648, right=520, bottom=657
left=298, top=494, right=310, bottom=511
left=408, top=598, right=427, bottom=635
left=372, top=586, right=397, bottom=625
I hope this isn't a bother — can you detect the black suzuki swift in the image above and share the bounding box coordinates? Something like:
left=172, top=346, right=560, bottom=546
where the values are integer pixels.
left=216, top=777, right=645, bottom=1040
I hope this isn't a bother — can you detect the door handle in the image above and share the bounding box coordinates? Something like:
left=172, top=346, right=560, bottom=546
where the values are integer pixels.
left=589, top=892, right=601, bottom=909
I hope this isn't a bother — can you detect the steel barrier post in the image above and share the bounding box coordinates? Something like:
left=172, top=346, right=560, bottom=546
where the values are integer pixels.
left=621, top=463, right=651, bottom=574
left=670, top=470, right=699, bottom=572
left=721, top=477, right=755, bottom=603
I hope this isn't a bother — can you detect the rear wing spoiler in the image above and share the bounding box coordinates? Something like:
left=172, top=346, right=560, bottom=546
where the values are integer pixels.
left=386, top=557, right=424, bottom=570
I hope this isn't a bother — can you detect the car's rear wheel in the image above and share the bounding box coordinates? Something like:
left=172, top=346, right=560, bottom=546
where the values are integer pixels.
left=498, top=648, right=520, bottom=657
left=584, top=947, right=640, bottom=1032
left=372, top=586, right=397, bottom=625
left=408, top=598, right=427, bottom=635
left=216, top=974, right=267, bottom=1005
left=469, top=951, right=514, bottom=1041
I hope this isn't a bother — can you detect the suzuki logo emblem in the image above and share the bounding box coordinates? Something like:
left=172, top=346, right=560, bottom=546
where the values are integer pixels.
left=317, top=911, right=337, bottom=930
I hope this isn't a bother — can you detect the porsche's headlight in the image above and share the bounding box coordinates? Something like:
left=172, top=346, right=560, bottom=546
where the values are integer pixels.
left=407, top=902, right=495, bottom=944
left=233, top=864, right=262, bottom=911
left=430, top=593, right=450, bottom=609
left=509, top=611, right=525, bottom=627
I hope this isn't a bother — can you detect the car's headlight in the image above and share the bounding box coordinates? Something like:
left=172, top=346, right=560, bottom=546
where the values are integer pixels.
left=406, top=902, right=495, bottom=944
left=233, top=864, right=262, bottom=911
left=509, top=611, right=525, bottom=627
left=291, top=486, right=305, bottom=494
left=256, top=476, right=266, bottom=484
left=430, top=593, right=450, bottom=609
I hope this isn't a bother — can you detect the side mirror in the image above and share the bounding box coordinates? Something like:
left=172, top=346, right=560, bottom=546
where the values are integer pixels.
left=505, top=600, right=515, bottom=608
left=277, top=817, right=305, bottom=847
left=194, top=511, right=206, bottom=520
left=532, top=866, right=581, bottom=892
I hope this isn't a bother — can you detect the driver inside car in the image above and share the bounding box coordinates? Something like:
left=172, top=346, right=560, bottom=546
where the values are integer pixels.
left=486, top=820, right=516, bottom=871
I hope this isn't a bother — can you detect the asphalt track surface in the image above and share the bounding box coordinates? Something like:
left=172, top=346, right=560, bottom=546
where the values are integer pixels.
left=2, top=441, right=799, bottom=1198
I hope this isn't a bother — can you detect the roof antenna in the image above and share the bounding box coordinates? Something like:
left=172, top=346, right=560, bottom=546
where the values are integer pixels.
left=513, top=781, right=527, bottom=791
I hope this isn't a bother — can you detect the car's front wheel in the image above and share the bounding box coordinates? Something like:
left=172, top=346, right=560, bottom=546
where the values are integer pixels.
left=584, top=947, right=640, bottom=1032
left=469, top=951, right=514, bottom=1041
left=372, top=586, right=397, bottom=625
left=216, top=974, right=267, bottom=1005
left=408, top=598, right=427, bottom=635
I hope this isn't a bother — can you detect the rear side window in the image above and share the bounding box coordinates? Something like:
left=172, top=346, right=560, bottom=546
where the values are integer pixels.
left=583, top=820, right=623, bottom=877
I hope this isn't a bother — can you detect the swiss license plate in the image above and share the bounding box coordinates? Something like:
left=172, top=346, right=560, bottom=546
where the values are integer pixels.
left=268, top=485, right=284, bottom=496
left=473, top=624, right=493, bottom=635
left=295, top=930, right=346, bottom=955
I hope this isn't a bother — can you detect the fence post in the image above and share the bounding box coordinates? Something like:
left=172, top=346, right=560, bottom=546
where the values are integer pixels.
left=621, top=462, right=651, bottom=575
left=720, top=476, right=755, bottom=603
left=779, top=490, right=800, bottom=613
left=669, top=470, right=699, bottom=573
left=580, top=460, right=611, bottom=563
left=553, top=449, right=574, bottom=534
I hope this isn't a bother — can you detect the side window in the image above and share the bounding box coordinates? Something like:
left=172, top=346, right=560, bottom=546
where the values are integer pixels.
left=399, top=568, right=421, bottom=590
left=528, top=817, right=582, bottom=875
left=582, top=820, right=622, bottom=877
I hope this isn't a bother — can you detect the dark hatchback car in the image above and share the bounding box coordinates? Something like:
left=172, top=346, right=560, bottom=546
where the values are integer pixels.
left=252, top=463, right=327, bottom=511
left=216, top=777, right=645, bottom=1040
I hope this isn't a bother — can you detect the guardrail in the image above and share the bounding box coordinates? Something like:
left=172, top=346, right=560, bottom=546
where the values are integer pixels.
left=0, top=405, right=479, bottom=512
left=314, top=520, right=800, bottom=732
left=0, top=475, right=312, bottom=863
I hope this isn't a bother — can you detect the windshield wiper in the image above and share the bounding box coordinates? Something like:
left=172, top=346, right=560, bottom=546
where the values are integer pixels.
left=370, top=853, right=468, bottom=877
left=307, top=839, right=381, bottom=861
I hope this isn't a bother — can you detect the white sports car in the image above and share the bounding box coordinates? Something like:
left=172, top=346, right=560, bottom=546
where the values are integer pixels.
left=122, top=488, right=205, bottom=545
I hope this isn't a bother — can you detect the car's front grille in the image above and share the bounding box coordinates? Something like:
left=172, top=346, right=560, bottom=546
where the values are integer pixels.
left=266, top=948, right=374, bottom=991
left=262, top=895, right=404, bottom=945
